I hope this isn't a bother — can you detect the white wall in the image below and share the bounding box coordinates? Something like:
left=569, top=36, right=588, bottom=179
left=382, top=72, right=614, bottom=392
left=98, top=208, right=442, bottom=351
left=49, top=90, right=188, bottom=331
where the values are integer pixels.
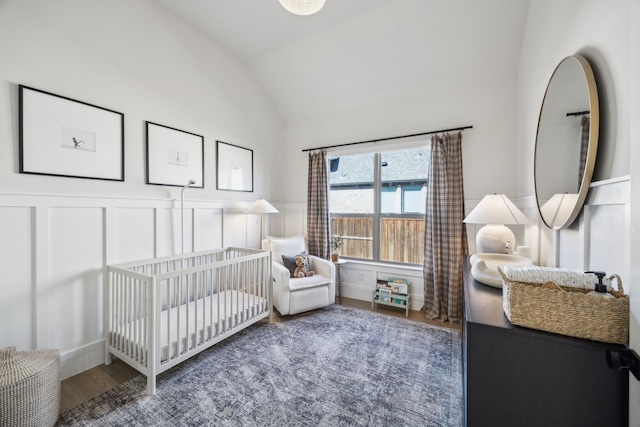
left=0, top=0, right=280, bottom=378
left=518, top=0, right=637, bottom=423
left=0, top=0, right=281, bottom=200
left=276, top=68, right=521, bottom=203
left=517, top=1, right=630, bottom=196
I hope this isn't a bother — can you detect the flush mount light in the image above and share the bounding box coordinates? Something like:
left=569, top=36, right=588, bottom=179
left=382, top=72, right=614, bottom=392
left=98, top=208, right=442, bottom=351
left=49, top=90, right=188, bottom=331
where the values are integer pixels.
left=279, top=0, right=326, bottom=16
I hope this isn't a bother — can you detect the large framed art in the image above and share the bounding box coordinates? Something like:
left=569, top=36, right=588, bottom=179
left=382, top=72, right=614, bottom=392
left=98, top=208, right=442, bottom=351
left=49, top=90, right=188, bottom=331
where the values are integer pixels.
left=216, top=140, right=253, bottom=192
left=146, top=122, right=204, bottom=188
left=19, top=85, right=125, bottom=181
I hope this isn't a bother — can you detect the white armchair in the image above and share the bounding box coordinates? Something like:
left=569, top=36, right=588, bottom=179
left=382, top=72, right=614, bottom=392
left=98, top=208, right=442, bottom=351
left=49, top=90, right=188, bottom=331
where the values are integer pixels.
left=262, top=236, right=335, bottom=316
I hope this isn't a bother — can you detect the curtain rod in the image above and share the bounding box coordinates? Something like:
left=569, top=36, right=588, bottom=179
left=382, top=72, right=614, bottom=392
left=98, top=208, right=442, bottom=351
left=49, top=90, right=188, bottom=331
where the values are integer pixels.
left=566, top=110, right=590, bottom=117
left=301, top=125, right=473, bottom=152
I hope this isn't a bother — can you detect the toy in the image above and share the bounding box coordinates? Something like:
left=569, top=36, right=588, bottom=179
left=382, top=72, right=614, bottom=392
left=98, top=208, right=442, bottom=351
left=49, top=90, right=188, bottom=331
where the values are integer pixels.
left=293, top=254, right=314, bottom=278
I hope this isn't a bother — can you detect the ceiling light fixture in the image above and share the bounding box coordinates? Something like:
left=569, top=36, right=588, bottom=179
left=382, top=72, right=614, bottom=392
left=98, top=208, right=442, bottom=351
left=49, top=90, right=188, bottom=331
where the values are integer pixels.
left=279, top=0, right=326, bottom=16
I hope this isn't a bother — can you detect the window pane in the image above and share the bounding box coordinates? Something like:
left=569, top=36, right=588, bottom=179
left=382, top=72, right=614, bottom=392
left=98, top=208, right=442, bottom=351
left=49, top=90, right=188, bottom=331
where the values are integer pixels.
left=380, top=218, right=424, bottom=264
left=329, top=146, right=428, bottom=265
left=403, top=185, right=426, bottom=214
left=331, top=217, right=373, bottom=260
left=329, top=154, right=374, bottom=214
left=380, top=188, right=397, bottom=213
left=380, top=147, right=429, bottom=214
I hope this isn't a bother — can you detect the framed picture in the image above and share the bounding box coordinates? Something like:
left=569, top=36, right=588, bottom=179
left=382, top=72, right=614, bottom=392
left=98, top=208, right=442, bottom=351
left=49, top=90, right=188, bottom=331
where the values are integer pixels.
left=146, top=122, right=204, bottom=188
left=19, top=85, right=124, bottom=181
left=216, top=140, right=253, bottom=192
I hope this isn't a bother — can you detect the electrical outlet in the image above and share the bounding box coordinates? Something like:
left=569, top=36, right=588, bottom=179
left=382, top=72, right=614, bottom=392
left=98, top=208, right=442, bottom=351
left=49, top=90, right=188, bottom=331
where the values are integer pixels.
left=359, top=272, right=365, bottom=281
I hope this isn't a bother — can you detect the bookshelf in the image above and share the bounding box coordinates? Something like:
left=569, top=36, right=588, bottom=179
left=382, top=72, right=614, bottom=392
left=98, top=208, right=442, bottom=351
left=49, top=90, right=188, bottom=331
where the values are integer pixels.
left=371, top=278, right=411, bottom=317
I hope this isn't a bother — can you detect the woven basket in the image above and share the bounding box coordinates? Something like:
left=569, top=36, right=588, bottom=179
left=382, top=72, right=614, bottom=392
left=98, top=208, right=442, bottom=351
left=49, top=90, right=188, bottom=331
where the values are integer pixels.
left=0, top=346, right=60, bottom=427
left=498, top=268, right=629, bottom=344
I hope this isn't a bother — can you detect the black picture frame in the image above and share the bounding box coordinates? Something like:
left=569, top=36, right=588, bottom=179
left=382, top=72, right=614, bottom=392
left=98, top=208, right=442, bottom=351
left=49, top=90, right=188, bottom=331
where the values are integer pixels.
left=145, top=121, right=204, bottom=188
left=19, top=85, right=125, bottom=181
left=216, top=140, right=253, bottom=192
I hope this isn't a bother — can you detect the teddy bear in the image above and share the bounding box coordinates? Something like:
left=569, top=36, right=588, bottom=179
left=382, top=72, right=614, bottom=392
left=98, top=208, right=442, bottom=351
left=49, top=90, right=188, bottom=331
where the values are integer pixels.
left=293, top=254, right=314, bottom=278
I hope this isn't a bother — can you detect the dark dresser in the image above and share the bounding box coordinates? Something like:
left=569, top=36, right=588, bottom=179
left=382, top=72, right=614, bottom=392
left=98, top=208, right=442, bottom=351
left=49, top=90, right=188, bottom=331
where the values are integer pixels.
left=462, top=258, right=628, bottom=426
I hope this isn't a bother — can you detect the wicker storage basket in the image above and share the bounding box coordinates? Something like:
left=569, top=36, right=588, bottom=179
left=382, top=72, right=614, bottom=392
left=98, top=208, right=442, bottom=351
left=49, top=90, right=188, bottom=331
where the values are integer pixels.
left=498, top=268, right=629, bottom=344
left=0, top=346, right=60, bottom=427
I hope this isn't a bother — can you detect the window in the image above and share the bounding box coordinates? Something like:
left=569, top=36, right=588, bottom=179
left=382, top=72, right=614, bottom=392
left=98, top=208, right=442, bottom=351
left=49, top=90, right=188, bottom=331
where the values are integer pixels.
left=329, top=145, right=429, bottom=265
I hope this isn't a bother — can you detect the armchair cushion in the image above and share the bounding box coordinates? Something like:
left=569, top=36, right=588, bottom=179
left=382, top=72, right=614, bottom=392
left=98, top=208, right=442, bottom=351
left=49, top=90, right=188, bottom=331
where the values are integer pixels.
left=289, top=275, right=330, bottom=292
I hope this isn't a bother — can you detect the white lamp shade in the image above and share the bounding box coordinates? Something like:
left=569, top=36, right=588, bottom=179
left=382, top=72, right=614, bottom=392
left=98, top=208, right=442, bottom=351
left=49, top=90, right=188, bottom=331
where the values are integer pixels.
left=540, top=193, right=579, bottom=228
left=463, top=194, right=529, bottom=225
left=246, top=199, right=279, bottom=214
left=279, top=0, right=326, bottom=15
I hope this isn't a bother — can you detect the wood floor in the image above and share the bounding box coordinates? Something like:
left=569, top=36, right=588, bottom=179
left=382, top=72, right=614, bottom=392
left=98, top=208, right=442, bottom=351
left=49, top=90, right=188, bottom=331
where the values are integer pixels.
left=59, top=297, right=460, bottom=414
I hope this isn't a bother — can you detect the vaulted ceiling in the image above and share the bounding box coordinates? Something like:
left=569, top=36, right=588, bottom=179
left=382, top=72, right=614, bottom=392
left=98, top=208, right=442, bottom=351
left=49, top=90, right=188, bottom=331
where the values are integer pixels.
left=152, top=0, right=531, bottom=124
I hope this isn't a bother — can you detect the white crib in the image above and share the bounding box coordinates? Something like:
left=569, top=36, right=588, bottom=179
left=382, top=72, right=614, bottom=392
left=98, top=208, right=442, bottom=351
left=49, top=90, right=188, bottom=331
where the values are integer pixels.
left=105, top=247, right=272, bottom=395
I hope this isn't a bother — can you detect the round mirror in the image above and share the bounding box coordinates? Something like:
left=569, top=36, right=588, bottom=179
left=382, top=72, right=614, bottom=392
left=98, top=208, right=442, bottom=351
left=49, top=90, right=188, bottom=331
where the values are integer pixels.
left=534, top=55, right=599, bottom=230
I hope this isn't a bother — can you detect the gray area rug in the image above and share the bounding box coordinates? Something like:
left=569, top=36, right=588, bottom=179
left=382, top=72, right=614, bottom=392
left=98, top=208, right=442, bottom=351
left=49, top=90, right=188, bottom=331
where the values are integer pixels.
left=57, top=305, right=462, bottom=426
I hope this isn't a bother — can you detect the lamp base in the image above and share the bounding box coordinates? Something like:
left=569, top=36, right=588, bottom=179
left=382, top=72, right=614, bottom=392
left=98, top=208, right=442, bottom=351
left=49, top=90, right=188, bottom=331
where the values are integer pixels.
left=475, top=224, right=515, bottom=254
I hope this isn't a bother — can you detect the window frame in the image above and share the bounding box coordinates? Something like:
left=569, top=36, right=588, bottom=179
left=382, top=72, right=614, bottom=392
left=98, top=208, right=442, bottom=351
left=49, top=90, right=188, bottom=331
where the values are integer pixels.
left=329, top=147, right=428, bottom=266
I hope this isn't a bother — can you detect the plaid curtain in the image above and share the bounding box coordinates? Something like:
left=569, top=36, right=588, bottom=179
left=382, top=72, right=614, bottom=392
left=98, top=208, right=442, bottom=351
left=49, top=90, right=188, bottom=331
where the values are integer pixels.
left=421, top=132, right=468, bottom=322
left=307, top=151, right=330, bottom=259
left=577, top=115, right=590, bottom=191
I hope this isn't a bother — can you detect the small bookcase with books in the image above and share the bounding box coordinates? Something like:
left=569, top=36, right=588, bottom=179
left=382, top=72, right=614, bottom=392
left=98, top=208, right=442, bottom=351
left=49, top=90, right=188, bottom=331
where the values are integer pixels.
left=372, top=277, right=411, bottom=317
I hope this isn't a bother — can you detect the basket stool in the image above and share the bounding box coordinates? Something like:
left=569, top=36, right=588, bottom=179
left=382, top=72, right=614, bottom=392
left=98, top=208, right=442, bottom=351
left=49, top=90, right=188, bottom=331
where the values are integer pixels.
left=0, top=346, right=60, bottom=427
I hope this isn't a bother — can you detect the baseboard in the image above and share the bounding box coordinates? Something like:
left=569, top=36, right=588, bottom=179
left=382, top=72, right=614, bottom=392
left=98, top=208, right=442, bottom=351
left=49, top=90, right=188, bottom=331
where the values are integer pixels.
left=59, top=339, right=105, bottom=380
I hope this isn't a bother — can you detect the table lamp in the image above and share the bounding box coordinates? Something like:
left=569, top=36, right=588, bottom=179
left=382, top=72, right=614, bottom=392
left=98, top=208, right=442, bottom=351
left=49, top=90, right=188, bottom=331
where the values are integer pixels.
left=463, top=194, right=529, bottom=253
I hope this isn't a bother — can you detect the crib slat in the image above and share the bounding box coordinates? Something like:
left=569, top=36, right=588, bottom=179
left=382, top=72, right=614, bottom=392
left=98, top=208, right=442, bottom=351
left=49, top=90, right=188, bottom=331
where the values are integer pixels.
left=148, top=275, right=157, bottom=395
left=166, top=276, right=171, bottom=360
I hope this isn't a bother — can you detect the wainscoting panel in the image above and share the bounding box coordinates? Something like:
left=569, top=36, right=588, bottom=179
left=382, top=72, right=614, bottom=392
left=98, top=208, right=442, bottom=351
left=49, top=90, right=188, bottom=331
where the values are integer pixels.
left=285, top=209, right=306, bottom=237
left=224, top=209, right=249, bottom=248
left=114, top=208, right=155, bottom=264
left=520, top=177, right=630, bottom=278
left=268, top=212, right=284, bottom=238
left=271, top=204, right=306, bottom=238
left=157, top=208, right=190, bottom=256
left=581, top=177, right=631, bottom=280
left=0, top=193, right=254, bottom=380
left=556, top=222, right=582, bottom=270
left=196, top=208, right=224, bottom=251
left=47, top=208, right=105, bottom=351
left=0, top=207, right=32, bottom=350
left=587, top=204, right=627, bottom=276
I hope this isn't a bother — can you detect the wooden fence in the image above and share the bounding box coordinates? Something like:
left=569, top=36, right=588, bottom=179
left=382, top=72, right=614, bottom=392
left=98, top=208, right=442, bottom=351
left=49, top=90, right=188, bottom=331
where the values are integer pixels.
left=332, top=217, right=373, bottom=259
left=331, top=217, right=424, bottom=264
